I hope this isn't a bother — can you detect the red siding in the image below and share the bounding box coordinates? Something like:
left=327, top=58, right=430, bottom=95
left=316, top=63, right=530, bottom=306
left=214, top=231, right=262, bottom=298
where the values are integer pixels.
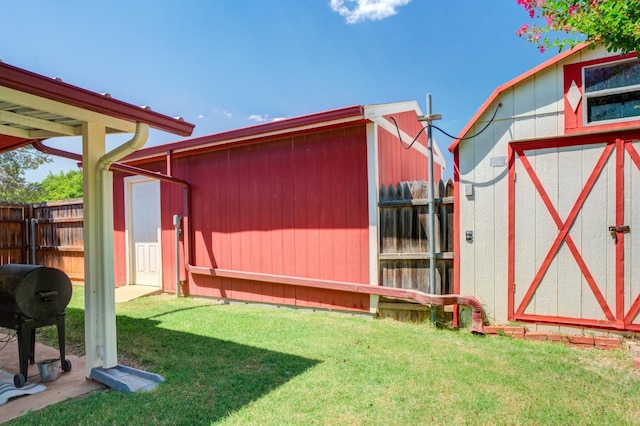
left=113, top=108, right=443, bottom=312
left=113, top=172, right=126, bottom=287
left=117, top=125, right=371, bottom=311
left=377, top=110, right=442, bottom=186
left=160, top=178, right=186, bottom=291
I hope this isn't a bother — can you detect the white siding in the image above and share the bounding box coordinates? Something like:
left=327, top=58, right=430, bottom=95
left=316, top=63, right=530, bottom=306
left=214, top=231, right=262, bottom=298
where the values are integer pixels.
left=457, top=46, right=619, bottom=324
left=513, top=146, right=537, bottom=313
left=531, top=147, right=559, bottom=317
left=458, top=140, right=476, bottom=300
left=492, top=118, right=511, bottom=321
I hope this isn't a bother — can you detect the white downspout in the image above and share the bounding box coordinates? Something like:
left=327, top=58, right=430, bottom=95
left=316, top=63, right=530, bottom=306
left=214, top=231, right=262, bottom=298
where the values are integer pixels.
left=87, top=122, right=149, bottom=373
left=96, top=122, right=150, bottom=171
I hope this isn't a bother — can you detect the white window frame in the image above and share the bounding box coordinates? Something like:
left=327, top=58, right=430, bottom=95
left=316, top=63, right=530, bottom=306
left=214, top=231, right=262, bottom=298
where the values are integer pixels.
left=582, top=58, right=640, bottom=126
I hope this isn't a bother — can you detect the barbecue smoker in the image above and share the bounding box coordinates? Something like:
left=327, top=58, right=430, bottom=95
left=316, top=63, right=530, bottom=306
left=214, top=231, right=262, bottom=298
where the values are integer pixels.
left=0, top=264, right=73, bottom=387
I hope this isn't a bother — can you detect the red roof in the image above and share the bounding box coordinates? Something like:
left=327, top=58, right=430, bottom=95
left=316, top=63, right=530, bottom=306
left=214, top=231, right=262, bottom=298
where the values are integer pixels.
left=0, top=135, right=37, bottom=151
left=0, top=62, right=194, bottom=152
left=124, top=105, right=367, bottom=162
left=448, top=44, right=590, bottom=152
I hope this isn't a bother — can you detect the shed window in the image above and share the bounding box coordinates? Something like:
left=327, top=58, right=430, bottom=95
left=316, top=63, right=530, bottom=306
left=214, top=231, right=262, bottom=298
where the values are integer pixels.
left=583, top=59, right=640, bottom=124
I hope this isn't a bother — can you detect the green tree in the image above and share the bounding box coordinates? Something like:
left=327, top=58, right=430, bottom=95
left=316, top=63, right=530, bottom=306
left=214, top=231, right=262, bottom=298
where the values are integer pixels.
left=40, top=169, right=83, bottom=201
left=517, top=0, right=640, bottom=54
left=0, top=147, right=50, bottom=203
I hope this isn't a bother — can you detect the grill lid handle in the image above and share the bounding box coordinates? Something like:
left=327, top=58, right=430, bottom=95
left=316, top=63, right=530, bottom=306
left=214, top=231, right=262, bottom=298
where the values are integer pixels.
left=39, top=291, right=58, bottom=302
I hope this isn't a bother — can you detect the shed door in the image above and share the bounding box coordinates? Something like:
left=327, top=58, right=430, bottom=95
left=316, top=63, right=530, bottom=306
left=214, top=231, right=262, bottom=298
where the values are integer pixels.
left=126, top=178, right=162, bottom=287
left=509, top=138, right=640, bottom=331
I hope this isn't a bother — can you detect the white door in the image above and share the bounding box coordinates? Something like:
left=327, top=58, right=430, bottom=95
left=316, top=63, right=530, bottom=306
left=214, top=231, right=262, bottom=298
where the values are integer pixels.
left=126, top=178, right=162, bottom=287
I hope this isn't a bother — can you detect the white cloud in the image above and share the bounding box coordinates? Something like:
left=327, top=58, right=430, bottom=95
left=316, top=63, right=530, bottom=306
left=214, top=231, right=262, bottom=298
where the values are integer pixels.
left=247, top=114, right=288, bottom=123
left=214, top=109, right=233, bottom=119
left=247, top=114, right=268, bottom=123
left=197, top=114, right=205, bottom=119
left=329, top=0, right=411, bottom=24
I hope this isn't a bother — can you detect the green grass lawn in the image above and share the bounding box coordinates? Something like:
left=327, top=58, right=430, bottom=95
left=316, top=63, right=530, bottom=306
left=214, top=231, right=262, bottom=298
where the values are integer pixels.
left=13, top=286, right=640, bottom=425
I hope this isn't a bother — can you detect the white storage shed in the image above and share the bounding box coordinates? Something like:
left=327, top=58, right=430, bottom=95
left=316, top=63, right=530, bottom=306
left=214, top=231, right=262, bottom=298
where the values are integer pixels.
left=450, top=45, right=640, bottom=333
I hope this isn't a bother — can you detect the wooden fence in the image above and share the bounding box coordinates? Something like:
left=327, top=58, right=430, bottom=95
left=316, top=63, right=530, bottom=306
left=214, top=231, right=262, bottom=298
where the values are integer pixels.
left=1, top=180, right=455, bottom=300
left=0, top=199, right=84, bottom=280
left=378, top=179, right=454, bottom=320
left=0, top=204, right=28, bottom=265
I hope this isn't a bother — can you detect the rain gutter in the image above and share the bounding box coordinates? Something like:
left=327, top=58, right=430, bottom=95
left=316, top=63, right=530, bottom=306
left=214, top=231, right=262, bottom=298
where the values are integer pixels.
left=32, top=140, right=190, bottom=187
left=32, top=139, right=192, bottom=288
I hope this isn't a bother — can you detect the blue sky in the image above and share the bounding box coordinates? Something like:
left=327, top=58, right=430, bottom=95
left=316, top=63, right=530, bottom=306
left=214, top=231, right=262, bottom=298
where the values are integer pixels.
left=1, top=0, right=558, bottom=181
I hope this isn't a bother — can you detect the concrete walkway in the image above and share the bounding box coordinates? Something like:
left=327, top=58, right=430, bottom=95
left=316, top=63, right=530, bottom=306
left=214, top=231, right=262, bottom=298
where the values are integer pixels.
left=114, top=285, right=162, bottom=303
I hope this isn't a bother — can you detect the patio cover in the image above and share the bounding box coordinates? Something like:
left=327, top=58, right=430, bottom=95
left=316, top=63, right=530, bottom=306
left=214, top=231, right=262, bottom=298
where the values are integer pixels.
left=0, top=61, right=194, bottom=380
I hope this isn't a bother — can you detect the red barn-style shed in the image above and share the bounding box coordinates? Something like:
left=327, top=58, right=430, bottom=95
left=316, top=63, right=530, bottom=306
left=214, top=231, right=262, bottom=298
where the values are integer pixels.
left=112, top=102, right=446, bottom=314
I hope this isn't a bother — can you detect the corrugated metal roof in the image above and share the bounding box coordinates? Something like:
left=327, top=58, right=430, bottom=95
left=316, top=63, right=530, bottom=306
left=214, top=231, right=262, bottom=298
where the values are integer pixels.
left=123, top=105, right=368, bottom=163
left=122, top=101, right=448, bottom=169
left=0, top=61, right=194, bottom=153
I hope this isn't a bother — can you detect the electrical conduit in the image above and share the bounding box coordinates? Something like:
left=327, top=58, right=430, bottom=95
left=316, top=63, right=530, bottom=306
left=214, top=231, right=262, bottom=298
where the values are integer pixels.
left=186, top=265, right=484, bottom=334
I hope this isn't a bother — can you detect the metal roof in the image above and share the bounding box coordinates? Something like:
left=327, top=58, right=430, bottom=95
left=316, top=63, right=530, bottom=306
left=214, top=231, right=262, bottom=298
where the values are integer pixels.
left=0, top=61, right=194, bottom=152
left=123, top=105, right=367, bottom=162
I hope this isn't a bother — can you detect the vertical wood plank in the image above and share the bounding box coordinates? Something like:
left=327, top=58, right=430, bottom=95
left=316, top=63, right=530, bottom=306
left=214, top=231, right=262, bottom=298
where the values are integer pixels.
left=377, top=179, right=452, bottom=294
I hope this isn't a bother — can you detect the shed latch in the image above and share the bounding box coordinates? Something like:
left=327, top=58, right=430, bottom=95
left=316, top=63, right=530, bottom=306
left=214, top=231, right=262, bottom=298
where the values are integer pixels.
left=609, top=225, right=630, bottom=242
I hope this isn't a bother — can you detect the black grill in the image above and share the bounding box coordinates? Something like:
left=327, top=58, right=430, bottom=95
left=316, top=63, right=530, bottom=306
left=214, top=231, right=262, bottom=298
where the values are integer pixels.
left=0, top=264, right=73, bottom=387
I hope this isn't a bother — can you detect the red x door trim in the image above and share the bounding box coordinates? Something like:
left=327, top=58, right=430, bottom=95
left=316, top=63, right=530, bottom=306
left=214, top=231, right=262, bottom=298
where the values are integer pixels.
left=513, top=143, right=616, bottom=320
left=623, top=142, right=640, bottom=325
left=508, top=137, right=640, bottom=330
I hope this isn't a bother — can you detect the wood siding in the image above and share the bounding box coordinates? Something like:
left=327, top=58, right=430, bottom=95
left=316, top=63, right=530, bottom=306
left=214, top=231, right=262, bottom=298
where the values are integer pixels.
left=458, top=50, right=591, bottom=323
left=511, top=136, right=640, bottom=331
left=456, top=45, right=639, bottom=331
left=114, top=125, right=372, bottom=311
left=377, top=110, right=442, bottom=186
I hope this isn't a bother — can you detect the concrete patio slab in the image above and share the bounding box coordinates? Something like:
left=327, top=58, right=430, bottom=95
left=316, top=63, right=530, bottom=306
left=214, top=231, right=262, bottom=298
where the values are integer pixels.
left=0, top=335, right=104, bottom=424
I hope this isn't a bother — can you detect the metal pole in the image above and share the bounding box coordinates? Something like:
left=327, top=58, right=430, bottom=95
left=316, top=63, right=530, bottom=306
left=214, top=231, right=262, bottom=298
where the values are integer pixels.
left=30, top=218, right=37, bottom=265
left=426, top=94, right=436, bottom=324
left=415, top=94, right=442, bottom=324
left=24, top=218, right=30, bottom=264
left=173, top=214, right=182, bottom=297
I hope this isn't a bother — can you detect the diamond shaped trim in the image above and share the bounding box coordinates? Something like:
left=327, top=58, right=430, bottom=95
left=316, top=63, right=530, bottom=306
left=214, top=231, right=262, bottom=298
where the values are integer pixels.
left=567, top=80, right=581, bottom=112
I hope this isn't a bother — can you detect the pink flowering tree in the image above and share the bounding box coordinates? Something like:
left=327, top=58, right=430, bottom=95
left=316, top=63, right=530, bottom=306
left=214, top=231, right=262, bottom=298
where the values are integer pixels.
left=517, top=0, right=640, bottom=54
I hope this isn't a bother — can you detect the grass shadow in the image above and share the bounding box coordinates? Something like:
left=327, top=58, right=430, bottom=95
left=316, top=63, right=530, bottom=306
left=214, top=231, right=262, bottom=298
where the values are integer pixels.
left=17, top=306, right=320, bottom=425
